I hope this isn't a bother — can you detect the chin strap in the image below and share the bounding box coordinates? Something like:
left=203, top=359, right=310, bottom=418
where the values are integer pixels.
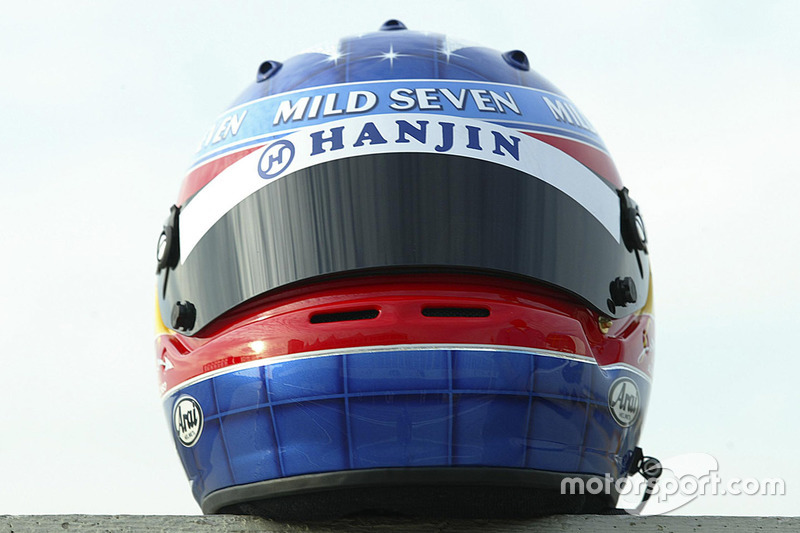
left=628, top=446, right=663, bottom=514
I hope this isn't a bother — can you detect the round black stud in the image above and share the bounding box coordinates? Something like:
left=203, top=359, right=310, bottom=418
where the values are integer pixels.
left=502, top=50, right=530, bottom=71
left=610, top=277, right=637, bottom=307
left=380, top=19, right=407, bottom=31
left=257, top=60, right=282, bottom=82
left=172, top=301, right=196, bottom=332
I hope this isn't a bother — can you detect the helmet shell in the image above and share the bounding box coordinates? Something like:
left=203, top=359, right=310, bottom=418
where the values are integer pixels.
left=156, top=23, right=654, bottom=518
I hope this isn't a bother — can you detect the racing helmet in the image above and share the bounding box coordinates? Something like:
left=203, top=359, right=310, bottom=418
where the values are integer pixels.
left=156, top=20, right=654, bottom=519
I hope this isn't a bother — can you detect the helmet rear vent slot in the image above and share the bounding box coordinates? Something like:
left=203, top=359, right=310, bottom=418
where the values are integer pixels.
left=310, top=309, right=379, bottom=324
left=422, top=307, right=490, bottom=318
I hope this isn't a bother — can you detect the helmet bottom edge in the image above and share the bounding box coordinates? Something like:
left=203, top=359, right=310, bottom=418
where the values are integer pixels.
left=205, top=467, right=619, bottom=520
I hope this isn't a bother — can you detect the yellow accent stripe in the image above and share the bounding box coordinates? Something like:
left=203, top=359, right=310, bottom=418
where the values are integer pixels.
left=638, top=268, right=654, bottom=317
left=155, top=289, right=173, bottom=336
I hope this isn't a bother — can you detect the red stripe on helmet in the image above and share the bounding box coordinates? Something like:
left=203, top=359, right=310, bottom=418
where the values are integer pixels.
left=177, top=145, right=264, bottom=206
left=156, top=274, right=653, bottom=394
left=523, top=132, right=623, bottom=189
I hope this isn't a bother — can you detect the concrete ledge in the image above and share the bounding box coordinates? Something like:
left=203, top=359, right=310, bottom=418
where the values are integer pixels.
left=1, top=515, right=798, bottom=533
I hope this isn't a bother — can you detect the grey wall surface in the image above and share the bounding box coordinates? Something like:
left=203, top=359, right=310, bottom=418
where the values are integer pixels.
left=1, top=515, right=798, bottom=533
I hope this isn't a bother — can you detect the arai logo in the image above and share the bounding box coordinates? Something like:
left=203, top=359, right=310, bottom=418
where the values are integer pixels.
left=173, top=396, right=203, bottom=447
left=608, top=377, right=640, bottom=427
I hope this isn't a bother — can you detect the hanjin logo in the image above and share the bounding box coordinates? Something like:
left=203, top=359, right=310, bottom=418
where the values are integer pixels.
left=173, top=396, right=203, bottom=447
left=608, top=377, right=640, bottom=427
left=258, top=139, right=295, bottom=179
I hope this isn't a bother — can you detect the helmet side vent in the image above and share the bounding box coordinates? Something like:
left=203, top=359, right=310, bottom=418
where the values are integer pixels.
left=380, top=19, right=407, bottom=31
left=502, top=50, right=530, bottom=71
left=257, top=60, right=282, bottom=82
left=422, top=307, right=490, bottom=318
left=310, top=309, right=379, bottom=324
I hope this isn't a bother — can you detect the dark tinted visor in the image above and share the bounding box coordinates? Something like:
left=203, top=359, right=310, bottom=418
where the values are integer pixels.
left=158, top=153, right=649, bottom=334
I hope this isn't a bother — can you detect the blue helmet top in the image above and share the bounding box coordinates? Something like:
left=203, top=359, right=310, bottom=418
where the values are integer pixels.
left=232, top=23, right=564, bottom=107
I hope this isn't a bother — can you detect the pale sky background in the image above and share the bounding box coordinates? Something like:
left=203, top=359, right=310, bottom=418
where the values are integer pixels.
left=1, top=0, right=798, bottom=517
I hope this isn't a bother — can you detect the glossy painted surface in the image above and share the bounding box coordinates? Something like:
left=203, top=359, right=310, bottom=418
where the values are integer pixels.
left=157, top=25, right=655, bottom=513
left=181, top=28, right=624, bottom=203
left=157, top=274, right=654, bottom=395
left=158, top=274, right=653, bottom=508
left=166, top=346, right=649, bottom=505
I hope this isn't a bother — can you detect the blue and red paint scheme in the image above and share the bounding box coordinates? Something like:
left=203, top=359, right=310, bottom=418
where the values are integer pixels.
left=157, top=274, right=653, bottom=512
left=157, top=25, right=654, bottom=516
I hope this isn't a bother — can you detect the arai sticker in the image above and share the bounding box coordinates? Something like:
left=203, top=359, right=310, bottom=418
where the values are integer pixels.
left=173, top=396, right=203, bottom=447
left=608, top=377, right=640, bottom=427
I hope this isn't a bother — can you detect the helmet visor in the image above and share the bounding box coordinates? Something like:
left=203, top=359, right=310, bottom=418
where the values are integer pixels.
left=157, top=150, right=649, bottom=334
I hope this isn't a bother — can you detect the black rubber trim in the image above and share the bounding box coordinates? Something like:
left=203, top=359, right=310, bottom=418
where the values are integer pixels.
left=202, top=467, right=619, bottom=519
left=310, top=309, right=379, bottom=323
left=422, top=307, right=490, bottom=317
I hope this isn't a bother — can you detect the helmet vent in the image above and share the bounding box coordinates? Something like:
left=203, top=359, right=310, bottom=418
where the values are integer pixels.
left=502, top=50, right=530, bottom=71
left=380, top=19, right=407, bottom=31
left=422, top=307, right=490, bottom=318
left=257, top=60, right=282, bottom=82
left=310, top=309, right=379, bottom=324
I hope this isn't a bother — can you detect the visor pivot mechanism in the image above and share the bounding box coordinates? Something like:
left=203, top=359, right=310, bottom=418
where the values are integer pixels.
left=619, top=188, right=648, bottom=253
left=172, top=301, right=196, bottom=332
left=156, top=205, right=181, bottom=273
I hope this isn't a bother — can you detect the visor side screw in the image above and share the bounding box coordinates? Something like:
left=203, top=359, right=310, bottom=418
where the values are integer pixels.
left=598, top=315, right=612, bottom=334
left=156, top=231, right=168, bottom=263
left=610, top=277, right=637, bottom=307
left=635, top=213, right=648, bottom=246
left=172, top=301, right=196, bottom=332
